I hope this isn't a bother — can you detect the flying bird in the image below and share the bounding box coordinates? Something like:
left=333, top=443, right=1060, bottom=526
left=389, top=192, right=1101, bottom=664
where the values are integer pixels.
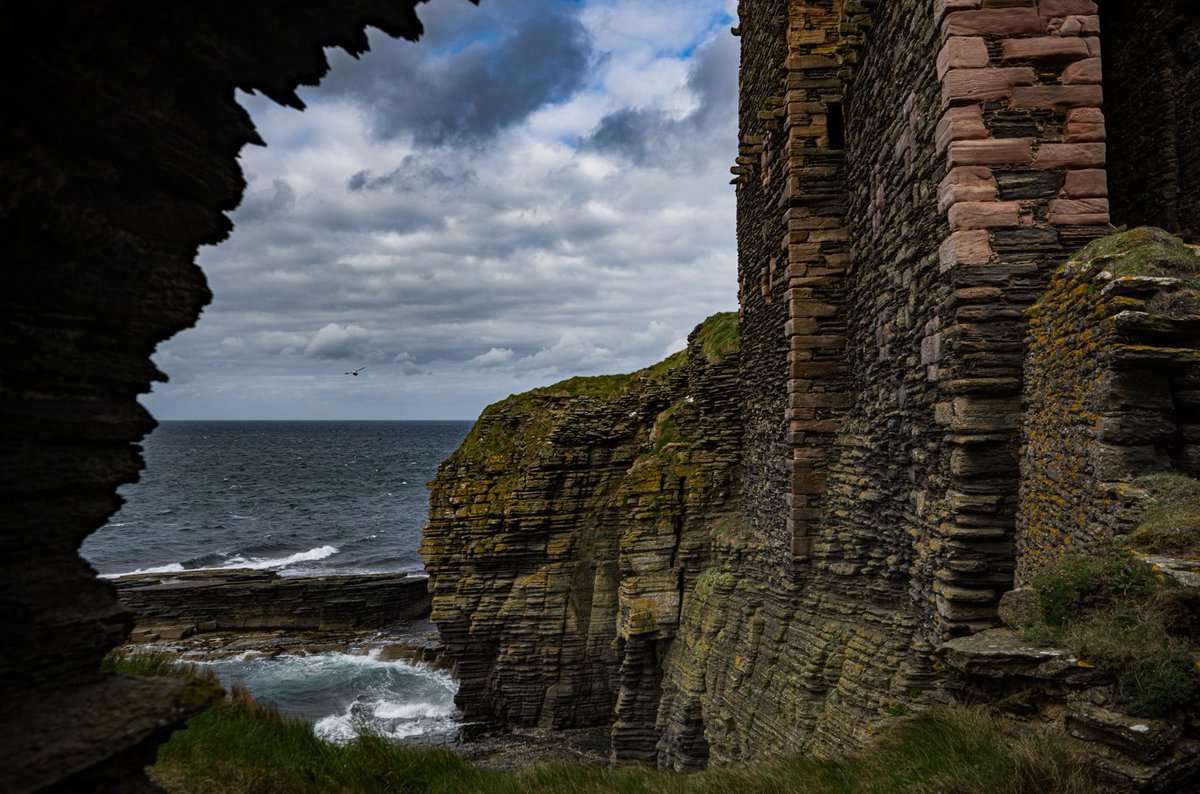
left=345, top=366, right=366, bottom=376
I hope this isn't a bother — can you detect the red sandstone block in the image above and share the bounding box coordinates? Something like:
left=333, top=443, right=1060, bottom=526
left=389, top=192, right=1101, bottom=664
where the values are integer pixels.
left=937, top=0, right=982, bottom=23
left=942, top=67, right=1036, bottom=105
left=949, top=201, right=1022, bottom=230
left=790, top=300, right=840, bottom=317
left=786, top=54, right=839, bottom=70
left=937, top=37, right=990, bottom=80
left=790, top=360, right=843, bottom=378
left=1062, top=57, right=1101, bottom=84
left=786, top=213, right=844, bottom=230
left=939, top=230, right=992, bottom=270
left=1009, top=84, right=1102, bottom=109
left=1038, top=0, right=1096, bottom=14
left=1086, top=37, right=1101, bottom=57
left=1000, top=36, right=1089, bottom=62
left=982, top=0, right=1036, bottom=6
left=1061, top=169, right=1107, bottom=198
left=1067, top=107, right=1103, bottom=124
left=790, top=446, right=830, bottom=462
left=1034, top=142, right=1105, bottom=169
left=939, top=166, right=998, bottom=213
left=943, top=7, right=1043, bottom=37
left=1057, top=15, right=1100, bottom=35
left=791, top=335, right=846, bottom=351
left=785, top=318, right=820, bottom=336
left=791, top=276, right=843, bottom=288
left=936, top=105, right=989, bottom=152
left=809, top=228, right=849, bottom=243
left=792, top=534, right=815, bottom=557
left=788, top=242, right=823, bottom=261
left=948, top=137, right=1034, bottom=166
left=1064, top=116, right=1105, bottom=143
left=1048, top=198, right=1109, bottom=225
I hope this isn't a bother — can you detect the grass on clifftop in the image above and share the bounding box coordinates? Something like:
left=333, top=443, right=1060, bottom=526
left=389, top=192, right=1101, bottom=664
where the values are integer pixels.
left=693, top=311, right=738, bottom=364
left=1131, top=472, right=1200, bottom=558
left=1024, top=550, right=1199, bottom=717
left=1075, top=226, right=1200, bottom=280
left=105, top=653, right=1094, bottom=793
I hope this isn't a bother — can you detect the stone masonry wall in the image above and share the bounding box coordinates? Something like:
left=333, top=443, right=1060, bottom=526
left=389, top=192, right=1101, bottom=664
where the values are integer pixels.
left=1017, top=228, right=1200, bottom=584
left=733, top=0, right=793, bottom=567
left=652, top=1, right=950, bottom=770
left=1102, top=0, right=1200, bottom=242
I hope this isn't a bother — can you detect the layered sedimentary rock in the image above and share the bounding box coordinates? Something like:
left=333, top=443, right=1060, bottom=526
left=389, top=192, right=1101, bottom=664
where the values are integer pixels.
left=1019, top=228, right=1200, bottom=582
left=114, top=570, right=431, bottom=640
left=424, top=233, right=1200, bottom=787
left=422, top=314, right=740, bottom=751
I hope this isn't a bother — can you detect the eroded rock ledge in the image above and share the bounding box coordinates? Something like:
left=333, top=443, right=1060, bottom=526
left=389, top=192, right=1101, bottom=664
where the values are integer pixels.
left=113, top=569, right=431, bottom=641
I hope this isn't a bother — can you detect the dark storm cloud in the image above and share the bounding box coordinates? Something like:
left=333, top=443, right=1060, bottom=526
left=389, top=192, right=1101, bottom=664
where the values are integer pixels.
left=348, top=155, right=478, bottom=193
left=320, top=0, right=592, bottom=146
left=584, top=29, right=737, bottom=163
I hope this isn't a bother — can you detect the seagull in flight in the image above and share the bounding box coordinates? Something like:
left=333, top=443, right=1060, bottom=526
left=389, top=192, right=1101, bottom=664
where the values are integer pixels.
left=345, top=366, right=366, bottom=376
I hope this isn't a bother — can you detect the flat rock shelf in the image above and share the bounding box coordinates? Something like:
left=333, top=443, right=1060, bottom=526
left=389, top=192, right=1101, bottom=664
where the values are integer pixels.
left=113, top=569, right=433, bottom=643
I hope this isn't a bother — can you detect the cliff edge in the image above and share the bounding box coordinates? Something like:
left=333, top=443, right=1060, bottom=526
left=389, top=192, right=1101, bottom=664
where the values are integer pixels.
left=422, top=313, right=740, bottom=761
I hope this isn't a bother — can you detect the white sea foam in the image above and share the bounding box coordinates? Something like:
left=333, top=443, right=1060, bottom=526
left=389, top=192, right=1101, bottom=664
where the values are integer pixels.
left=231, top=545, right=340, bottom=570
left=102, top=544, right=339, bottom=578
left=99, top=562, right=186, bottom=578
left=374, top=700, right=457, bottom=720
left=203, top=651, right=461, bottom=746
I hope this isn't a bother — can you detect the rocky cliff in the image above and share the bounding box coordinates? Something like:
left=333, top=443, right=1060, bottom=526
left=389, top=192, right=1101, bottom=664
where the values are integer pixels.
left=422, top=235, right=1200, bottom=790
left=422, top=313, right=740, bottom=759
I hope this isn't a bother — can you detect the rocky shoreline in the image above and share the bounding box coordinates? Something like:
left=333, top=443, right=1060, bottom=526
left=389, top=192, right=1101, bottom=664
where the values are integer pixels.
left=112, top=568, right=432, bottom=642
left=110, top=569, right=611, bottom=771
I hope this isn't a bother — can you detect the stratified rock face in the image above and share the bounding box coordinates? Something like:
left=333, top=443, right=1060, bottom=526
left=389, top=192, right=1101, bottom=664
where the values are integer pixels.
left=114, top=570, right=431, bottom=638
left=1018, top=228, right=1200, bottom=583
left=422, top=313, right=741, bottom=745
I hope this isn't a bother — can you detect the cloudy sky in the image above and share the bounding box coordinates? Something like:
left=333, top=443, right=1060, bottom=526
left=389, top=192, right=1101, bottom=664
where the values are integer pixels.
left=148, top=0, right=740, bottom=420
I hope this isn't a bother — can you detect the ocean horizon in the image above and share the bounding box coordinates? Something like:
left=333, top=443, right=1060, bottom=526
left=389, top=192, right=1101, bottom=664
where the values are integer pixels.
left=83, top=419, right=473, bottom=579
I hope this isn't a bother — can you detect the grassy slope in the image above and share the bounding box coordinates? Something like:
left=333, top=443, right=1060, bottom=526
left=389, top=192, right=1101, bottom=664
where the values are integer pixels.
left=146, top=698, right=1091, bottom=793
left=105, top=653, right=1092, bottom=794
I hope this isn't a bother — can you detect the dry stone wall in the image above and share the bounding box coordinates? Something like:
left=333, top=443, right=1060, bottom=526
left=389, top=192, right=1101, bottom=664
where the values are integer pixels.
left=1017, top=228, right=1200, bottom=583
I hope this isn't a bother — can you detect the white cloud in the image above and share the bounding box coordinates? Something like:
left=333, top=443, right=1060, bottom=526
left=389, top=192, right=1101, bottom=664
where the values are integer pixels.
left=304, top=323, right=370, bottom=360
left=145, top=0, right=737, bottom=420
left=469, top=348, right=516, bottom=368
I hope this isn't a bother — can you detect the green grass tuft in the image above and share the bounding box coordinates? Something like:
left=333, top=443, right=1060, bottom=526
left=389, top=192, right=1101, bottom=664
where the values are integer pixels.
left=1132, top=472, right=1200, bottom=557
left=122, top=650, right=1094, bottom=794
left=693, top=312, right=739, bottom=364
left=1075, top=227, right=1200, bottom=279
left=1025, top=551, right=1198, bottom=717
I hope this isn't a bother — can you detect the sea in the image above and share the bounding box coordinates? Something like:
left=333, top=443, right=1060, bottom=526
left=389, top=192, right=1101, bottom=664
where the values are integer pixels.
left=81, top=419, right=473, bottom=744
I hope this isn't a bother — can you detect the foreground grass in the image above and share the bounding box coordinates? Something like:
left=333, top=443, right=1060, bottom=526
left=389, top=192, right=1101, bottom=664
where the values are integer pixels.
left=1025, top=550, right=1198, bottom=717
left=107, top=652, right=1092, bottom=793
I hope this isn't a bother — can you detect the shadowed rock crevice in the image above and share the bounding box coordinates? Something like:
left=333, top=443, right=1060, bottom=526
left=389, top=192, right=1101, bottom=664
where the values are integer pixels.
left=0, top=3, right=434, bottom=789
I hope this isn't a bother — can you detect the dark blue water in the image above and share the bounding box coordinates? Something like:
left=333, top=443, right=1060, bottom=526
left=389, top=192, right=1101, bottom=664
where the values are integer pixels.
left=82, top=420, right=472, bottom=578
